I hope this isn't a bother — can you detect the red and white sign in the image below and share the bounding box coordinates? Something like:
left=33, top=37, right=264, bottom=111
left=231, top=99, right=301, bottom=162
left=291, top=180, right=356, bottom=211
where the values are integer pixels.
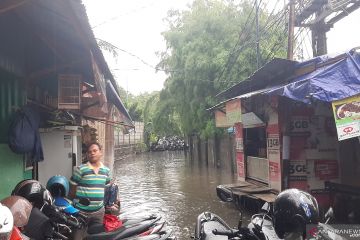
left=314, top=159, right=339, bottom=180
left=235, top=138, right=243, bottom=151
left=269, top=161, right=280, bottom=181
left=237, top=153, right=245, bottom=178
left=336, top=122, right=360, bottom=141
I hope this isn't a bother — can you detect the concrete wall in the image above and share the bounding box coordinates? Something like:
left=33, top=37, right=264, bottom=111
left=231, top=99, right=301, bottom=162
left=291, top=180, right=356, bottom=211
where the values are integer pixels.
left=189, top=134, right=236, bottom=173
left=115, top=121, right=144, bottom=146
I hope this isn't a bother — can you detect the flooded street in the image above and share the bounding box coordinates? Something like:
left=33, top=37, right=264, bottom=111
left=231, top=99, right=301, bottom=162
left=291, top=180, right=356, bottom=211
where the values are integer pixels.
left=113, top=151, right=243, bottom=239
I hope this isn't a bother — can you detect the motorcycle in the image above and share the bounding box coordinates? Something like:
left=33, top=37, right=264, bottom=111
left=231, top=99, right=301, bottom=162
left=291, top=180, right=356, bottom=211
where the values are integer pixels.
left=194, top=188, right=348, bottom=240
left=11, top=179, right=173, bottom=240
left=194, top=203, right=348, bottom=240
left=194, top=212, right=260, bottom=240
left=51, top=197, right=172, bottom=240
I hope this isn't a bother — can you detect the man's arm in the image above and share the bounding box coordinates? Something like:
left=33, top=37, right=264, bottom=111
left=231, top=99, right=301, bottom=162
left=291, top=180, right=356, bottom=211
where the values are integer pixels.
left=68, top=184, right=77, bottom=200
left=69, top=166, right=81, bottom=199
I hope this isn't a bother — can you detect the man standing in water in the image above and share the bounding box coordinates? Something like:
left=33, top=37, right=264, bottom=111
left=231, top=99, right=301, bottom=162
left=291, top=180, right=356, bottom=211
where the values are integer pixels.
left=69, top=142, right=111, bottom=239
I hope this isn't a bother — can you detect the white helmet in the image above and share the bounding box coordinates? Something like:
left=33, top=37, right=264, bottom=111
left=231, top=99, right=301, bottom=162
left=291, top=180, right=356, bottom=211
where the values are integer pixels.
left=0, top=203, right=13, bottom=240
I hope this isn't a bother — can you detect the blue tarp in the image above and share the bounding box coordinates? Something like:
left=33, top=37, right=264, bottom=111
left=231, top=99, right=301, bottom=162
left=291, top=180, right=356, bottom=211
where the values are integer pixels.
left=265, top=49, right=360, bottom=103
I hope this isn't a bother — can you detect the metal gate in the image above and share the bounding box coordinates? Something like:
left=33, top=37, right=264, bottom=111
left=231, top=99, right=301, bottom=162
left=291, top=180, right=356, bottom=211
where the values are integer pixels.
left=246, top=156, right=269, bottom=184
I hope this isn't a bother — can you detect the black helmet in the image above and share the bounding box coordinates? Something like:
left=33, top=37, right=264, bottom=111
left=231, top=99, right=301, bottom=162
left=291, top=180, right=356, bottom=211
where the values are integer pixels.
left=273, top=189, right=320, bottom=239
left=12, top=179, right=53, bottom=209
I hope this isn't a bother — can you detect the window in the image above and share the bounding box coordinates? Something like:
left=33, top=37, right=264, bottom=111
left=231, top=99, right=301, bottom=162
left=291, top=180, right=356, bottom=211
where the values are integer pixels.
left=244, top=127, right=267, bottom=158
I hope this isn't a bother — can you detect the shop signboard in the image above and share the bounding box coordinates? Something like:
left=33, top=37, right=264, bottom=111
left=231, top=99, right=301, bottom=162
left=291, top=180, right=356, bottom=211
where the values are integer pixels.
left=289, top=159, right=307, bottom=181
left=267, top=134, right=280, bottom=156
left=314, top=159, right=339, bottom=180
left=226, top=99, right=241, bottom=125
left=215, top=110, right=231, bottom=128
left=269, top=161, right=280, bottom=181
left=332, top=95, right=360, bottom=141
left=290, top=116, right=310, bottom=137
left=237, top=153, right=245, bottom=178
left=235, top=138, right=243, bottom=151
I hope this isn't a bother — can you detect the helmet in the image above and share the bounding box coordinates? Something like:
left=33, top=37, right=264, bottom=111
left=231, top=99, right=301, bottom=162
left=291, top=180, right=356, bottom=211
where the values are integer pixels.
left=46, top=175, right=69, bottom=197
left=0, top=196, right=32, bottom=227
left=0, top=203, right=13, bottom=240
left=273, top=189, right=320, bottom=239
left=12, top=179, right=51, bottom=209
left=43, top=189, right=54, bottom=206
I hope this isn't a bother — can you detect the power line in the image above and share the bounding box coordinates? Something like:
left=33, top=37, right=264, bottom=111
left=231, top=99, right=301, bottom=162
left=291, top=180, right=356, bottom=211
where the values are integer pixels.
left=221, top=0, right=286, bottom=78
left=294, top=28, right=312, bottom=59
left=91, top=1, right=158, bottom=29
left=216, top=0, right=259, bottom=83
left=218, top=1, right=288, bottom=82
left=97, top=38, right=183, bottom=73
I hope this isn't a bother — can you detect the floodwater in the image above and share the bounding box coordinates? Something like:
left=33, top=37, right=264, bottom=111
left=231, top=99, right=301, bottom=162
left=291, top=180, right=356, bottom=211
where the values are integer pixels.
left=113, top=151, right=246, bottom=239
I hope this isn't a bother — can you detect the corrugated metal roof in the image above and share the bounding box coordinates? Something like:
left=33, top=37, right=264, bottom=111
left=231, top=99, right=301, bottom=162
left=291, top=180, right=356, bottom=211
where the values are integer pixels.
left=216, top=58, right=298, bottom=100
left=207, top=85, right=281, bottom=111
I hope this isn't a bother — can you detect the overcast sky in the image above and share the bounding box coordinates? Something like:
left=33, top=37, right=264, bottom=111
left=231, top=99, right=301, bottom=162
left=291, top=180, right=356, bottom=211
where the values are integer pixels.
left=83, top=0, right=360, bottom=95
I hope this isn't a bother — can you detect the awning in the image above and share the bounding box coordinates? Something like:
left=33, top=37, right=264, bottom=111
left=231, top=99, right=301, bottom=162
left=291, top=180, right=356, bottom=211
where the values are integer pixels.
left=210, top=48, right=360, bottom=108
left=106, top=80, right=134, bottom=127
left=265, top=49, right=360, bottom=103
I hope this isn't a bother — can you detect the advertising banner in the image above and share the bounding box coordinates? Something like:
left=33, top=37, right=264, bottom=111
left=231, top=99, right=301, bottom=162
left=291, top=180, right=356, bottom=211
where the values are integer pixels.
left=314, top=159, right=339, bottom=180
left=215, top=110, right=231, bottom=128
left=332, top=95, right=360, bottom=141
left=226, top=99, right=241, bottom=125
left=289, top=159, right=307, bottom=181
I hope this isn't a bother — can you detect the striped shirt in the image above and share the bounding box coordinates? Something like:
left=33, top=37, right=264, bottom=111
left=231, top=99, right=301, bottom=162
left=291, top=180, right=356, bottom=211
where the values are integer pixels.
left=70, top=162, right=111, bottom=212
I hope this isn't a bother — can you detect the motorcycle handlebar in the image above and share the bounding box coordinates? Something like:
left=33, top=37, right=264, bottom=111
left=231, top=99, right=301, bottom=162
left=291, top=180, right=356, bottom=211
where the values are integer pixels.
left=43, top=205, right=82, bottom=229
left=212, top=229, right=239, bottom=237
left=53, top=231, right=68, bottom=240
left=63, top=216, right=81, bottom=229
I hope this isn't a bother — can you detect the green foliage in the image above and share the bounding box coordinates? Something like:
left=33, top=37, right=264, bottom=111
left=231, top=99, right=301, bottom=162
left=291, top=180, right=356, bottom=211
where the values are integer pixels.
left=135, top=142, right=148, bottom=153
left=128, top=0, right=287, bottom=139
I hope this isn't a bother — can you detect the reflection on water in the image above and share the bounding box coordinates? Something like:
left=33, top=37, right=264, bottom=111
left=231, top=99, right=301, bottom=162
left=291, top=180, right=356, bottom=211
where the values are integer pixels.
left=114, top=151, right=242, bottom=239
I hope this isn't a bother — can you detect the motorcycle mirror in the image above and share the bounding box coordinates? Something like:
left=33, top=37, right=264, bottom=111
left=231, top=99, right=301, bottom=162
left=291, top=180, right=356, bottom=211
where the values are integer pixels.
left=325, top=207, right=334, bottom=223
left=216, top=186, right=233, bottom=202
left=261, top=202, right=270, bottom=212
left=237, top=212, right=243, bottom=229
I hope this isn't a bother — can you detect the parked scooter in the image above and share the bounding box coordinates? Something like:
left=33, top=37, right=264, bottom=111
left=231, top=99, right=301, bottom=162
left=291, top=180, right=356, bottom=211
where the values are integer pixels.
left=46, top=175, right=163, bottom=229
left=196, top=188, right=347, bottom=240
left=11, top=179, right=173, bottom=240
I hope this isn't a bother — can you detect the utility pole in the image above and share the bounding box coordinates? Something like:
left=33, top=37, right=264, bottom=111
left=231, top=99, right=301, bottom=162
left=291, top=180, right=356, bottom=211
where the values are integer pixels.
left=255, top=0, right=260, bottom=68
left=312, top=19, right=329, bottom=56
left=287, top=0, right=295, bottom=60
left=295, top=0, right=360, bottom=57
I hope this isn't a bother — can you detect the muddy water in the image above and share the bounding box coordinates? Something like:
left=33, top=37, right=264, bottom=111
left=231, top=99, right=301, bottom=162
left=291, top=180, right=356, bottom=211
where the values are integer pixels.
left=113, top=151, right=245, bottom=239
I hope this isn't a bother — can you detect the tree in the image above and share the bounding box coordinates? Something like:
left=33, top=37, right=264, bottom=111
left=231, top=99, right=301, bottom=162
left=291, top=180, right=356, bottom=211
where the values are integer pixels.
left=153, top=0, right=287, bottom=138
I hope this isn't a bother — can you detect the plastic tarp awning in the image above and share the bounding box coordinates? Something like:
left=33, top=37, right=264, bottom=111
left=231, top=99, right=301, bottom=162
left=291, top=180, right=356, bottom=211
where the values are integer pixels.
left=265, top=49, right=360, bottom=103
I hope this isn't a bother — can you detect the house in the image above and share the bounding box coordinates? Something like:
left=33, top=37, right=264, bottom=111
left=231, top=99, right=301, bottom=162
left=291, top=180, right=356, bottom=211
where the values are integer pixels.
left=0, top=0, right=132, bottom=199
left=211, top=48, right=360, bottom=212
